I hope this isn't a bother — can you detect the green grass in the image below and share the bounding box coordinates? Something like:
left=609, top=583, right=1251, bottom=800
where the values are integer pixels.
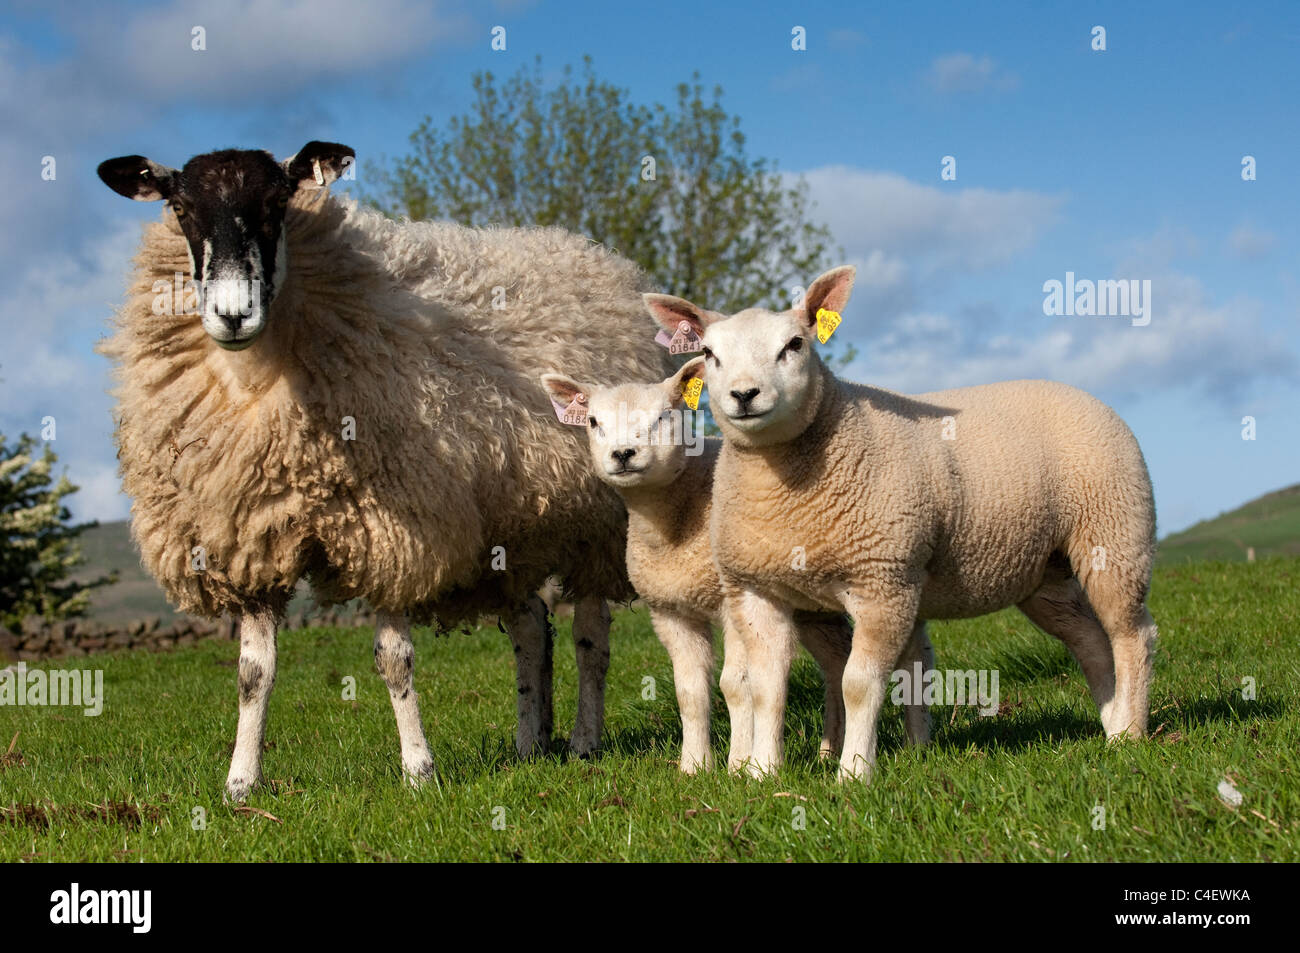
left=3, top=559, right=1298, bottom=861
left=1157, top=483, right=1300, bottom=565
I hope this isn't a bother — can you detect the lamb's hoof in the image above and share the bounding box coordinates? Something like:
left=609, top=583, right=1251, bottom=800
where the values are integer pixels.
left=678, top=754, right=713, bottom=775
left=404, top=758, right=435, bottom=788
left=224, top=777, right=256, bottom=803
left=837, top=761, right=875, bottom=784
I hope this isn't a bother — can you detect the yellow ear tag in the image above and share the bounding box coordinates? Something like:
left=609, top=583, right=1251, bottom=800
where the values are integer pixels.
left=681, top=377, right=703, bottom=411
left=816, top=307, right=841, bottom=344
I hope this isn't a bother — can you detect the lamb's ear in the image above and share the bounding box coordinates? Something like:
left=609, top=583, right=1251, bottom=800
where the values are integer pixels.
left=97, top=156, right=178, bottom=201
left=664, top=357, right=707, bottom=407
left=540, top=373, right=591, bottom=407
left=800, top=266, right=856, bottom=330
left=284, top=141, right=356, bottom=190
left=643, top=293, right=715, bottom=340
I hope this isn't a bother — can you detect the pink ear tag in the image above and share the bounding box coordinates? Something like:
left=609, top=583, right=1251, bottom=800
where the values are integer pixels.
left=656, top=320, right=703, bottom=354
left=551, top=392, right=588, bottom=426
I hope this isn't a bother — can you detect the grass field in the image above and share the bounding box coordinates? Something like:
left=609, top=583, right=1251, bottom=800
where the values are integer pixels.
left=2, top=558, right=1297, bottom=862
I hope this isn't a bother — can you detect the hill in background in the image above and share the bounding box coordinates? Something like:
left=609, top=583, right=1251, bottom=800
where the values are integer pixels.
left=69, top=483, right=1300, bottom=621
left=1156, top=483, right=1300, bottom=565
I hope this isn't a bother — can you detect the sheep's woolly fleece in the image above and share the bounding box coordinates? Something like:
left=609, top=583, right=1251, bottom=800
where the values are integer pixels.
left=712, top=372, right=1157, bottom=622
left=98, top=191, right=673, bottom=620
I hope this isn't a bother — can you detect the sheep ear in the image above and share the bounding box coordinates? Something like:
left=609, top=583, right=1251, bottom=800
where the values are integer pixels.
left=284, top=141, right=355, bottom=190
left=664, top=357, right=706, bottom=407
left=643, top=293, right=714, bottom=339
left=540, top=373, right=589, bottom=407
left=97, top=156, right=178, bottom=201
left=800, top=266, right=856, bottom=329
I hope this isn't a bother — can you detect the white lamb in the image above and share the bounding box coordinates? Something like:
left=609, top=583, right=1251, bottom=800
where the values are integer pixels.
left=541, top=359, right=934, bottom=772
left=645, top=267, right=1158, bottom=781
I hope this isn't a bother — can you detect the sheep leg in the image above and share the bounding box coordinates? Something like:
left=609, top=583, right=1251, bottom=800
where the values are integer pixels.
left=838, top=593, right=918, bottom=783
left=729, top=589, right=799, bottom=778
left=650, top=608, right=716, bottom=773
left=506, top=594, right=552, bottom=758
left=795, top=617, right=850, bottom=760
left=374, top=612, right=434, bottom=784
left=225, top=609, right=278, bottom=802
left=570, top=596, right=611, bottom=757
left=898, top=621, right=935, bottom=746
left=1087, top=595, right=1157, bottom=739
left=719, top=609, right=753, bottom=773
left=1018, top=578, right=1119, bottom=731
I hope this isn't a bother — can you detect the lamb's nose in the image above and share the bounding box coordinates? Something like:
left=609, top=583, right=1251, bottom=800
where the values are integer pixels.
left=612, top=449, right=636, bottom=467
left=731, top=387, right=760, bottom=406
left=220, top=315, right=243, bottom=334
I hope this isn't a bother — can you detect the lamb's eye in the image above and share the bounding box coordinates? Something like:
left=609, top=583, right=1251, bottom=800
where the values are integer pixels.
left=588, top=417, right=598, bottom=429
left=779, top=336, right=803, bottom=359
left=703, top=347, right=719, bottom=366
left=170, top=202, right=186, bottom=218
left=277, top=194, right=290, bottom=208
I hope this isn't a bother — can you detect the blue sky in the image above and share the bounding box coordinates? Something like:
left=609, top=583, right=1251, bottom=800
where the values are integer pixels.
left=0, top=0, right=1296, bottom=537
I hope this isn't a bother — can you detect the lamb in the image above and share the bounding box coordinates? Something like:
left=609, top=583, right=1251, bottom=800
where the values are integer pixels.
left=540, top=360, right=934, bottom=772
left=644, top=266, right=1158, bottom=781
left=95, top=141, right=673, bottom=801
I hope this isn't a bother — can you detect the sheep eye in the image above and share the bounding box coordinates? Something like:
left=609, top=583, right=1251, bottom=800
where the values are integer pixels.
left=702, top=347, right=719, bottom=366
left=779, top=336, right=803, bottom=360
left=277, top=194, right=290, bottom=209
left=588, top=417, right=598, bottom=429
left=170, top=202, right=186, bottom=218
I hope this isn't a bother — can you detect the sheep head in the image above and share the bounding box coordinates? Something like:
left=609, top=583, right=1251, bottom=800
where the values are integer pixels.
left=541, top=358, right=706, bottom=490
left=97, top=141, right=354, bottom=351
left=642, top=267, right=855, bottom=449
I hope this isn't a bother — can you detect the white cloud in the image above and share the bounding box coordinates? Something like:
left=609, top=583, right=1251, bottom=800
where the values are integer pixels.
left=848, top=269, right=1295, bottom=406
left=802, top=165, right=1065, bottom=271
left=1226, top=224, right=1278, bottom=260
left=926, top=53, right=1019, bottom=94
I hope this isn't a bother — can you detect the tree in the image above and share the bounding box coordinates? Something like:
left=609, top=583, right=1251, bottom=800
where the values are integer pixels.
left=365, top=56, right=843, bottom=317
left=0, top=434, right=114, bottom=629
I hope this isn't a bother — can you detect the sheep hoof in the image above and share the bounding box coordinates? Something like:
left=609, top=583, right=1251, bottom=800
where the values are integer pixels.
left=224, top=777, right=256, bottom=803
left=404, top=758, right=435, bottom=787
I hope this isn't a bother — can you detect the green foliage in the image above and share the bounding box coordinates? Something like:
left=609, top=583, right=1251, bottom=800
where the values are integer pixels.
left=3, top=559, right=1297, bottom=861
left=0, top=434, right=115, bottom=629
left=366, top=57, right=841, bottom=316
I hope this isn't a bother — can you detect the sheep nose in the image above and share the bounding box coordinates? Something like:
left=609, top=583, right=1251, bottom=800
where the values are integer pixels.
left=731, top=387, right=760, bottom=406
left=220, top=315, right=244, bottom=334
left=612, top=449, right=636, bottom=467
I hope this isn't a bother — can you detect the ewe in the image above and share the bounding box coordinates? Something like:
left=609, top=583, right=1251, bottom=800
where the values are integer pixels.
left=541, top=359, right=934, bottom=772
left=645, top=267, right=1158, bottom=781
left=97, top=142, right=671, bottom=800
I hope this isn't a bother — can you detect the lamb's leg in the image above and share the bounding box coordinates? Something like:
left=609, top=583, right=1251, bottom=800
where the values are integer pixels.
left=795, top=617, right=850, bottom=760
left=728, top=588, right=799, bottom=778
left=374, top=612, right=434, bottom=783
left=570, top=596, right=611, bottom=757
left=719, top=609, right=753, bottom=773
left=506, top=594, right=552, bottom=758
left=1083, top=588, right=1157, bottom=739
left=898, top=621, right=935, bottom=746
left=225, top=609, right=278, bottom=802
left=838, top=593, right=919, bottom=783
left=1018, top=578, right=1119, bottom=731
left=651, top=608, right=716, bottom=773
